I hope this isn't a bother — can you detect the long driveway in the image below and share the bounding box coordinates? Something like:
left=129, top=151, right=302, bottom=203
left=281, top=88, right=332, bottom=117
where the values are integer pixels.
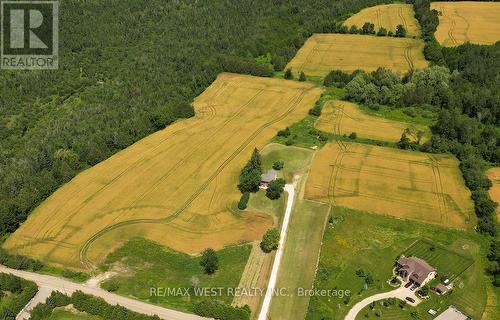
left=344, top=286, right=420, bottom=320
left=258, top=183, right=296, bottom=320
left=0, top=265, right=206, bottom=320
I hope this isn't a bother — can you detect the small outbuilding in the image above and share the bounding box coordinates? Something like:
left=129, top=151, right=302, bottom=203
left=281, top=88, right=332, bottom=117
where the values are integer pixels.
left=260, top=169, right=278, bottom=188
left=435, top=283, right=450, bottom=295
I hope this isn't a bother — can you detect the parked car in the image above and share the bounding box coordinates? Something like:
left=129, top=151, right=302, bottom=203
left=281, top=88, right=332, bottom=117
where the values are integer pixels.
left=406, top=297, right=416, bottom=303
left=404, top=282, right=412, bottom=288
left=410, top=284, right=418, bottom=291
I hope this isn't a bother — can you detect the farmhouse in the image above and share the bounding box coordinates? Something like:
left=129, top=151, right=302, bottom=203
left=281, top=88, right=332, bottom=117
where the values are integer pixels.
left=396, top=256, right=436, bottom=287
left=260, top=169, right=278, bottom=188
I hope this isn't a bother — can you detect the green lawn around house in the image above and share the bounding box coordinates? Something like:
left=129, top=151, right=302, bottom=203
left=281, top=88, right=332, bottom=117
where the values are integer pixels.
left=403, top=239, right=474, bottom=281
left=261, top=143, right=314, bottom=183
left=306, top=207, right=490, bottom=320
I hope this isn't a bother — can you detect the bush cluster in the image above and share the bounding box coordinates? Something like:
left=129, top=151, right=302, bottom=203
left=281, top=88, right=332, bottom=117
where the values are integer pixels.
left=193, top=300, right=251, bottom=320
left=0, top=273, right=38, bottom=318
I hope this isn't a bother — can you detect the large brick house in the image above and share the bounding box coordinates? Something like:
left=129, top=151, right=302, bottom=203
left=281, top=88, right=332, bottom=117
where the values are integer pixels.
left=396, top=256, right=437, bottom=287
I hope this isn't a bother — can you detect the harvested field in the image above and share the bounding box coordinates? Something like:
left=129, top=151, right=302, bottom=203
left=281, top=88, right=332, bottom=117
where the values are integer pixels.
left=232, top=242, right=274, bottom=313
left=486, top=167, right=500, bottom=221
left=315, top=100, right=429, bottom=143
left=432, top=1, right=500, bottom=47
left=285, top=34, right=428, bottom=77
left=344, top=4, right=421, bottom=37
left=305, top=141, right=474, bottom=228
left=3, top=73, right=322, bottom=270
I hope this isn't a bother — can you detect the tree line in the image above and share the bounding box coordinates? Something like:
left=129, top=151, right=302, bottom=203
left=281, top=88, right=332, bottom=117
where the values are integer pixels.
left=30, top=290, right=161, bottom=320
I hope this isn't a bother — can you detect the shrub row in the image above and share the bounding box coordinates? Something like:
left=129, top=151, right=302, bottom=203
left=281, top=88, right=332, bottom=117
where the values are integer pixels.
left=30, top=290, right=161, bottom=320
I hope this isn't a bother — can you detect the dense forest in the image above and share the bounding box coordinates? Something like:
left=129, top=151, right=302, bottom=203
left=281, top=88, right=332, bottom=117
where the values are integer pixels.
left=0, top=0, right=389, bottom=237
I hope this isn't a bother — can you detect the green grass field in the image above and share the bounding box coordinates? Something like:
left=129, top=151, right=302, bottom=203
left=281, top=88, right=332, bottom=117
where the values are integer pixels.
left=49, top=309, right=102, bottom=320
left=99, top=239, right=251, bottom=313
left=305, top=207, right=489, bottom=320
left=269, top=199, right=330, bottom=320
left=261, top=143, right=314, bottom=182
left=404, top=239, right=474, bottom=281
left=357, top=104, right=437, bottom=127
left=355, top=299, right=414, bottom=320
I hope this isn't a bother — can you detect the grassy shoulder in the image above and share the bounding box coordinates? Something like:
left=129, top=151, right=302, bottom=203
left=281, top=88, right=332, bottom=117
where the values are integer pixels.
left=306, top=207, right=491, bottom=320
left=99, top=239, right=251, bottom=313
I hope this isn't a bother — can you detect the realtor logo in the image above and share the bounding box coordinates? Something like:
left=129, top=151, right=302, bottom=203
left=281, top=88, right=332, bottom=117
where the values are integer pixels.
left=1, top=1, right=58, bottom=69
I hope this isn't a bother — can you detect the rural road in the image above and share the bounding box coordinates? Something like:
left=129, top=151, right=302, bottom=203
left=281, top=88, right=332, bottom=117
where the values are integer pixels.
left=344, top=286, right=420, bottom=320
left=258, top=182, right=297, bottom=320
left=0, top=265, right=207, bottom=320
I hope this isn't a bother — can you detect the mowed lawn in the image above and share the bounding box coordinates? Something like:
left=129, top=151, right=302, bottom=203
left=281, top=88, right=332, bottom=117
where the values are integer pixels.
left=100, top=239, right=251, bottom=313
left=486, top=167, right=500, bottom=221
left=305, top=141, right=474, bottom=229
left=269, top=200, right=330, bottom=320
left=344, top=4, right=421, bottom=37
left=3, top=73, right=322, bottom=270
left=285, top=34, right=428, bottom=77
left=306, top=208, right=489, bottom=320
left=315, top=100, right=429, bottom=143
left=404, top=239, right=474, bottom=281
left=432, top=1, right=500, bottom=46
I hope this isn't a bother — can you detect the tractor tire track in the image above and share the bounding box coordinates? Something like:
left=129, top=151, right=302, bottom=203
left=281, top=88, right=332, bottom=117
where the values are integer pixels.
left=34, top=85, right=225, bottom=244
left=403, top=45, right=414, bottom=71
left=79, top=88, right=312, bottom=269
left=398, top=6, right=408, bottom=32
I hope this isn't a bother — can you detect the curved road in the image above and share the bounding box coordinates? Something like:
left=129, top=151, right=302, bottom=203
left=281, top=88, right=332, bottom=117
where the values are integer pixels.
left=0, top=265, right=207, bottom=320
left=344, top=287, right=420, bottom=320
left=258, top=183, right=296, bottom=320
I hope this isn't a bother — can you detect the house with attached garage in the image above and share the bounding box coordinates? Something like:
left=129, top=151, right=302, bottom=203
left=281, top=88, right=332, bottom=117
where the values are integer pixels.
left=396, top=256, right=437, bottom=287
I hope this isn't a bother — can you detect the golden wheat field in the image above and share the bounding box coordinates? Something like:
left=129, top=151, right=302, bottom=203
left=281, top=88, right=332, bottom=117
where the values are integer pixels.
left=286, top=34, right=428, bottom=77
left=432, top=1, right=500, bottom=47
left=305, top=141, right=474, bottom=228
left=486, top=168, right=500, bottom=221
left=344, top=4, right=421, bottom=37
left=315, top=100, right=429, bottom=143
left=3, top=73, right=322, bottom=270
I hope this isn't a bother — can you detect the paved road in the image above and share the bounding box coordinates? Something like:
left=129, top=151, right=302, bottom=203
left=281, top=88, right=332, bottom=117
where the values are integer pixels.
left=0, top=265, right=207, bottom=320
left=258, top=183, right=296, bottom=320
left=344, top=286, right=420, bottom=320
